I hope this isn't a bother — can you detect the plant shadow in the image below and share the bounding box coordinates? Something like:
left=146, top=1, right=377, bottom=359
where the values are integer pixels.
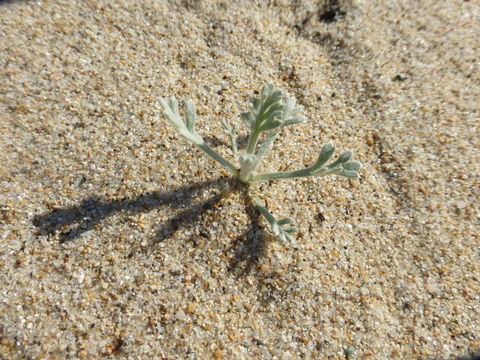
left=0, top=0, right=24, bottom=6
left=32, top=176, right=268, bottom=275
left=33, top=177, right=228, bottom=243
left=227, top=185, right=270, bottom=276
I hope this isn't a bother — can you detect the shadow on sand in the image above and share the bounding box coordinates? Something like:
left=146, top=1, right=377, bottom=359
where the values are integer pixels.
left=32, top=176, right=268, bottom=275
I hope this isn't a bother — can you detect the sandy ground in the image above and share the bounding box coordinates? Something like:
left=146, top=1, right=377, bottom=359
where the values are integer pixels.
left=1, top=0, right=479, bottom=359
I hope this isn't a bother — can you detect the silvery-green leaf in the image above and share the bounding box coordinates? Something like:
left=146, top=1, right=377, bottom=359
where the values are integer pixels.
left=283, top=116, right=306, bottom=126
left=263, top=91, right=282, bottom=109
left=272, top=222, right=280, bottom=235
left=277, top=217, right=293, bottom=225
left=339, top=169, right=360, bottom=178
left=159, top=97, right=204, bottom=145
left=241, top=112, right=253, bottom=127
left=314, top=142, right=335, bottom=169
left=159, top=98, right=181, bottom=127
left=251, top=98, right=260, bottom=110
left=262, top=119, right=283, bottom=131
left=185, top=100, right=196, bottom=132
left=327, top=150, right=353, bottom=169
left=284, top=226, right=297, bottom=234
left=342, top=161, right=362, bottom=171
left=252, top=195, right=297, bottom=242
left=262, top=103, right=284, bottom=120
left=221, top=119, right=231, bottom=132
left=168, top=97, right=179, bottom=116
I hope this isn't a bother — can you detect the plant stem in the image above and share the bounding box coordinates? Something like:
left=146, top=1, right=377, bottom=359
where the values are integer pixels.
left=246, top=129, right=261, bottom=154
left=252, top=196, right=276, bottom=224
left=231, top=134, right=238, bottom=154
left=198, top=143, right=239, bottom=176
left=256, top=128, right=280, bottom=159
left=251, top=167, right=322, bottom=182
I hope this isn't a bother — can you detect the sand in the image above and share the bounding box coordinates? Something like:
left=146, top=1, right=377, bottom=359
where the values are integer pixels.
left=1, top=0, right=479, bottom=359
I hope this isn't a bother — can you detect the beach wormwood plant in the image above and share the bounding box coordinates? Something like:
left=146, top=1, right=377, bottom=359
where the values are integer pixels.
left=159, top=84, right=361, bottom=242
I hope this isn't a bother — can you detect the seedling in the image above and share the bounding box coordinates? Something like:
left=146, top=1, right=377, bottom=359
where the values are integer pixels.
left=159, top=84, right=361, bottom=241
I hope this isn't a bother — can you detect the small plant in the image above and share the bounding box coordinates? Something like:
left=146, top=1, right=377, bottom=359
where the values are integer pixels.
left=159, top=84, right=361, bottom=242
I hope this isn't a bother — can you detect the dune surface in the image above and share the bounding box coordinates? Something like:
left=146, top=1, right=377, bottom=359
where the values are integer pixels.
left=1, top=1, right=479, bottom=359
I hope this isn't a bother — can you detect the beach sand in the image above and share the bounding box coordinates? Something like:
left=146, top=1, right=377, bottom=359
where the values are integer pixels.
left=1, top=0, right=479, bottom=358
